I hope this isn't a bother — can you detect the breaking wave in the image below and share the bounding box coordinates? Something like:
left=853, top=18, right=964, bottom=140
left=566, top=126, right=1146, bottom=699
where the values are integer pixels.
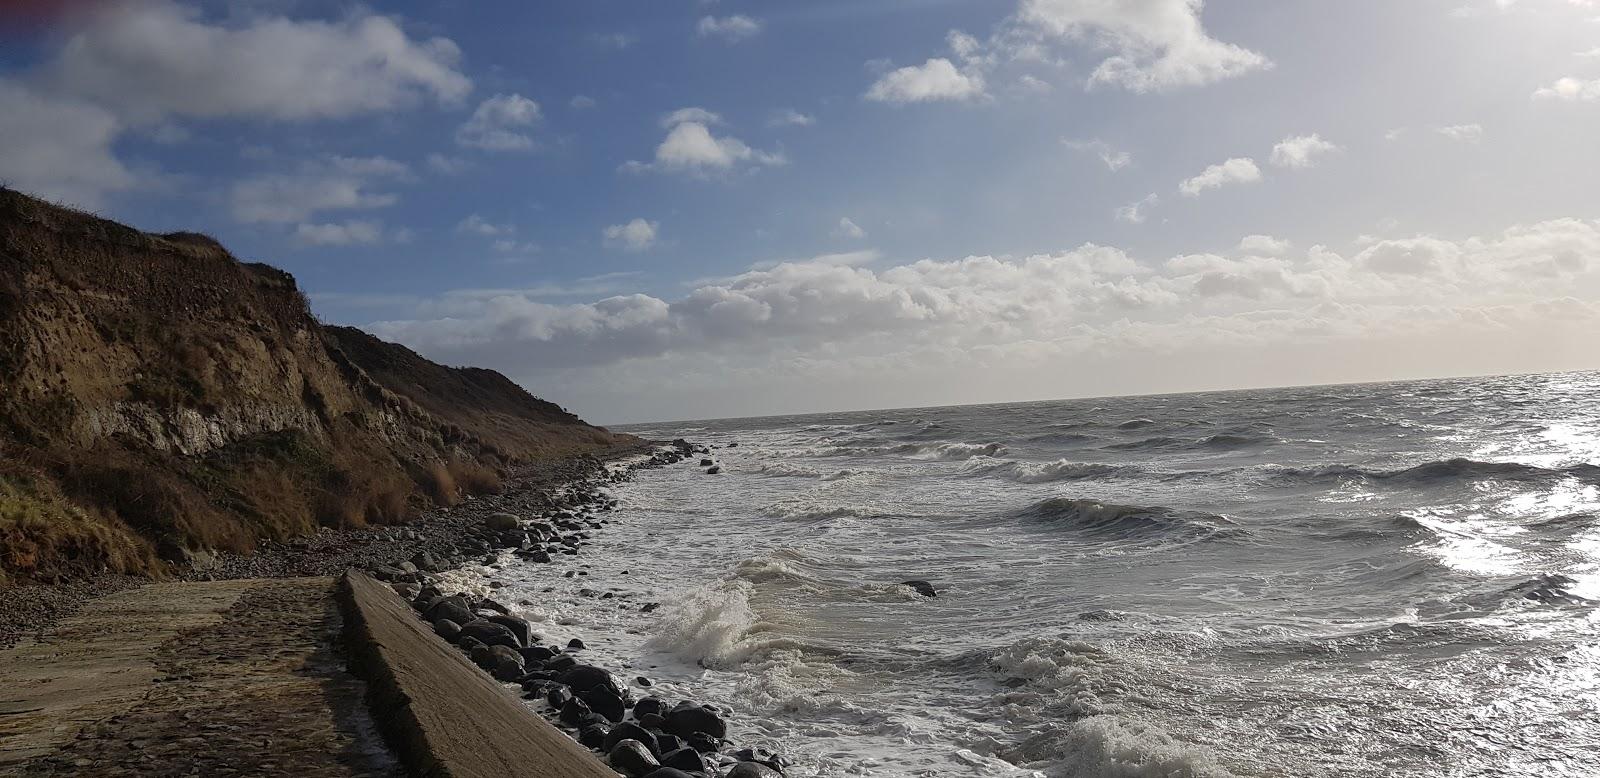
left=1012, top=498, right=1248, bottom=543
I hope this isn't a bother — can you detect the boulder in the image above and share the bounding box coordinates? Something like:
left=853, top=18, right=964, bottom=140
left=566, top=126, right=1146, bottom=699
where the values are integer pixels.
left=487, top=614, right=535, bottom=647
left=632, top=696, right=666, bottom=718
left=608, top=740, right=660, bottom=778
left=735, top=746, right=789, bottom=772
left=559, top=664, right=617, bottom=693
left=603, top=722, right=659, bottom=756
left=460, top=618, right=522, bottom=649
left=705, top=466, right=722, bottom=475
left=545, top=684, right=573, bottom=709
left=484, top=512, right=521, bottom=532
left=567, top=637, right=587, bottom=650
left=410, top=550, right=446, bottom=573
left=582, top=684, right=627, bottom=723
left=901, top=580, right=938, bottom=598
left=487, top=645, right=525, bottom=681
left=432, top=619, right=462, bottom=642
left=726, top=762, right=783, bottom=778
left=658, top=747, right=707, bottom=773
left=666, top=704, right=727, bottom=740
left=424, top=596, right=474, bottom=626
left=559, top=697, right=592, bottom=726
left=700, top=459, right=714, bottom=467
left=641, top=770, right=696, bottom=778
left=578, top=724, right=609, bottom=750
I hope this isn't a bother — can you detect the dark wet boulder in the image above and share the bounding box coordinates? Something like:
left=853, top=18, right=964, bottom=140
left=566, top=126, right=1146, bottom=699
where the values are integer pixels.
left=659, top=747, right=708, bottom=773
left=559, top=664, right=617, bottom=693
left=484, top=645, right=524, bottom=681
left=901, top=580, right=938, bottom=597
left=529, top=550, right=553, bottom=563
left=559, top=697, right=592, bottom=726
left=432, top=618, right=462, bottom=642
left=608, top=739, right=660, bottom=777
left=457, top=635, right=486, bottom=654
left=487, top=614, right=535, bottom=647
left=469, top=643, right=496, bottom=670
left=604, top=722, right=659, bottom=756
left=425, top=596, right=474, bottom=626
left=459, top=619, right=521, bottom=649
left=726, top=762, right=783, bottom=778
left=666, top=704, right=727, bottom=740
left=637, top=712, right=666, bottom=731
left=642, top=769, right=695, bottom=778
left=578, top=724, right=609, bottom=750
left=735, top=746, right=789, bottom=772
left=686, top=732, right=720, bottom=754
left=475, top=597, right=512, bottom=615
left=568, top=637, right=587, bottom=650
left=706, top=466, right=722, bottom=475
left=653, top=733, right=683, bottom=755
left=700, top=459, right=714, bottom=466
left=410, top=550, right=446, bottom=573
left=522, top=645, right=558, bottom=663
left=632, top=696, right=666, bottom=718
left=546, top=684, right=574, bottom=709
left=544, top=654, right=579, bottom=672
left=582, top=684, right=627, bottom=722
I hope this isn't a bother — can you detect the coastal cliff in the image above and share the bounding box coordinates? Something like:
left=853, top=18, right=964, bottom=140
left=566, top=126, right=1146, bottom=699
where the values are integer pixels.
left=0, top=187, right=629, bottom=583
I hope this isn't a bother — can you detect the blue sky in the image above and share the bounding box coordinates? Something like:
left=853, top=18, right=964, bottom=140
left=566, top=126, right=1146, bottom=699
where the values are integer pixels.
left=3, top=0, right=1599, bottom=423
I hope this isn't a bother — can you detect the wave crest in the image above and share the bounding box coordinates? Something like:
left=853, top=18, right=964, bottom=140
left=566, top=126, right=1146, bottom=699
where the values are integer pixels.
left=1014, top=498, right=1247, bottom=543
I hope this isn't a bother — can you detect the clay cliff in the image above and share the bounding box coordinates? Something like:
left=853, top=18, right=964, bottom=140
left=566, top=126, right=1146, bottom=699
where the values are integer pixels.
left=0, top=187, right=629, bottom=583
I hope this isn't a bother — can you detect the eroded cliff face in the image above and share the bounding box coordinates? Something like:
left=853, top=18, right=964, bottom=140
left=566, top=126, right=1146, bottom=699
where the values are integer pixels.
left=0, top=188, right=628, bottom=582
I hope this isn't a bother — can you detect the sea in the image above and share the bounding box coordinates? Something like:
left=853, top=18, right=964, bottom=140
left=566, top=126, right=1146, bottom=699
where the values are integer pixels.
left=455, top=371, right=1600, bottom=777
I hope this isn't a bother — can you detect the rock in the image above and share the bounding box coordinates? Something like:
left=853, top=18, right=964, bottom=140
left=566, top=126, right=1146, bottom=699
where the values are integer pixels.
left=424, top=596, right=474, bottom=626
left=544, top=654, right=578, bottom=672
left=705, top=466, right=722, bottom=475
left=654, top=733, right=683, bottom=755
left=582, top=684, right=627, bottom=723
left=608, top=740, right=660, bottom=777
left=469, top=643, right=496, bottom=670
left=735, top=746, right=788, bottom=772
left=568, top=637, right=587, bottom=650
left=475, top=597, right=512, bottom=615
left=578, top=724, right=609, bottom=750
left=658, top=747, right=707, bottom=773
left=637, top=712, right=667, bottom=731
left=487, top=614, right=535, bottom=647
left=559, top=697, right=592, bottom=726
left=726, top=762, right=783, bottom=778
left=559, top=664, right=617, bottom=693
left=700, top=459, right=714, bottom=466
left=603, top=722, right=659, bottom=756
left=727, top=442, right=739, bottom=447
left=666, top=705, right=727, bottom=740
left=686, top=731, right=719, bottom=753
left=641, top=770, right=696, bottom=778
left=432, top=619, right=462, bottom=641
left=546, top=684, right=573, bottom=709
left=371, top=563, right=408, bottom=581
left=635, top=676, right=653, bottom=687
left=529, top=550, right=552, bottom=563
left=459, top=619, right=521, bottom=649
left=457, top=635, right=486, bottom=654
left=901, top=580, right=938, bottom=598
left=632, top=697, right=666, bottom=718
left=410, top=550, right=445, bottom=573
left=484, top=512, right=521, bottom=531
left=487, top=645, right=525, bottom=681
left=522, top=645, right=558, bottom=663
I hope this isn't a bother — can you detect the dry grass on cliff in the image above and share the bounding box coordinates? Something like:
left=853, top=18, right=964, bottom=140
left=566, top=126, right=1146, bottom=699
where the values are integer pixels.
left=0, top=463, right=157, bottom=584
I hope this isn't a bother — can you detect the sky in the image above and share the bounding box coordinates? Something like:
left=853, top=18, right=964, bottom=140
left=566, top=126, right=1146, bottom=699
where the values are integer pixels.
left=1, top=0, right=1598, bottom=424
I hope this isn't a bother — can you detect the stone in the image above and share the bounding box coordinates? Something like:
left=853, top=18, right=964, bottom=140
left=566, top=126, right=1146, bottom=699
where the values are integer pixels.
left=484, top=512, right=521, bottom=531
left=457, top=635, right=485, bottom=654
left=559, top=697, right=592, bottom=726
left=653, top=733, right=683, bottom=755
left=487, top=614, right=535, bottom=647
left=559, top=664, right=617, bottom=693
left=706, top=466, right=722, bottom=475
left=578, top=724, right=609, bottom=750
left=632, top=696, right=666, bottom=718
left=603, top=722, right=659, bottom=756
left=734, top=746, right=788, bottom=772
left=609, top=740, right=660, bottom=777
left=459, top=619, right=521, bottom=649
left=686, top=732, right=720, bottom=754
left=424, top=596, right=474, bottom=626
left=700, top=459, right=714, bottom=466
left=432, top=618, right=462, bottom=641
left=901, top=580, right=938, bottom=597
left=475, top=597, right=512, bottom=615
left=567, top=637, right=586, bottom=649
left=726, top=762, right=783, bottom=778
left=582, top=684, right=627, bottom=723
left=666, top=705, right=727, bottom=740
left=487, top=645, right=526, bottom=681
left=546, top=684, right=573, bottom=709
left=641, top=770, right=696, bottom=778
left=659, top=747, right=707, bottom=773
left=637, top=712, right=667, bottom=731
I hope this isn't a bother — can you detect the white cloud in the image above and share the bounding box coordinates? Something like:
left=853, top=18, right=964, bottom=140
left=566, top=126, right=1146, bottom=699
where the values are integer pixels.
left=623, top=111, right=785, bottom=176
left=768, top=108, right=816, bottom=127
left=1063, top=138, right=1132, bottom=171
left=0, top=79, right=133, bottom=208
left=866, top=58, right=986, bottom=103
left=49, top=0, right=470, bottom=124
left=570, top=95, right=597, bottom=110
left=1116, top=193, right=1159, bottom=223
left=230, top=156, right=411, bottom=223
left=456, top=94, right=542, bottom=151
left=426, top=153, right=469, bottom=175
left=832, top=217, right=868, bottom=239
left=1178, top=157, right=1262, bottom=196
left=1013, top=0, right=1270, bottom=92
left=1270, top=134, right=1340, bottom=169
left=603, top=218, right=660, bottom=252
left=293, top=220, right=385, bottom=246
left=1533, top=76, right=1600, bottom=101
left=1435, top=124, right=1484, bottom=142
left=697, top=15, right=763, bottom=42
left=457, top=214, right=513, bottom=236
left=1238, top=234, right=1290, bottom=255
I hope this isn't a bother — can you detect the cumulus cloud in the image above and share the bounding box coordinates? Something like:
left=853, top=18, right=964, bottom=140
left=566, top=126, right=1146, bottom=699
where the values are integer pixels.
left=366, top=218, right=1600, bottom=390
left=455, top=94, right=542, bottom=151
left=0, top=79, right=132, bottom=208
left=1238, top=234, right=1290, bottom=255
left=603, top=219, right=660, bottom=252
left=457, top=214, right=513, bottom=236
left=1178, top=157, right=1261, bottom=196
left=1116, top=193, right=1159, bottom=223
left=1015, top=0, right=1270, bottom=91
left=570, top=95, right=597, bottom=110
left=49, top=0, right=470, bottom=124
left=1533, top=77, right=1600, bottom=101
left=1063, top=138, right=1132, bottom=170
left=768, top=108, right=816, bottom=127
left=1270, top=134, right=1340, bottom=169
left=293, top=220, right=385, bottom=246
left=866, top=58, right=986, bottom=103
left=696, top=15, right=762, bottom=42
left=230, top=155, right=411, bottom=223
left=832, top=217, right=868, bottom=239
left=623, top=109, right=785, bottom=176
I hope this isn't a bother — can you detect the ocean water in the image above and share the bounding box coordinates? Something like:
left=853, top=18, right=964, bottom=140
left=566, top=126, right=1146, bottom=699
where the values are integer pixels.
left=470, top=372, right=1600, bottom=777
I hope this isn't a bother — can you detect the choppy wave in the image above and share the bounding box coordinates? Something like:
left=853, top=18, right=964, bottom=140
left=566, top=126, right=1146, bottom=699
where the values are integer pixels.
left=963, top=458, right=1135, bottom=483
left=1274, top=458, right=1600, bottom=486
left=1105, top=433, right=1278, bottom=452
left=1012, top=498, right=1247, bottom=543
left=896, top=441, right=1008, bottom=460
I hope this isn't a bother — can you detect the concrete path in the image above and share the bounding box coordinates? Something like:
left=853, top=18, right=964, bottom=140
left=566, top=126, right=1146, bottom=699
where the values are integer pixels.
left=0, top=577, right=398, bottom=777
